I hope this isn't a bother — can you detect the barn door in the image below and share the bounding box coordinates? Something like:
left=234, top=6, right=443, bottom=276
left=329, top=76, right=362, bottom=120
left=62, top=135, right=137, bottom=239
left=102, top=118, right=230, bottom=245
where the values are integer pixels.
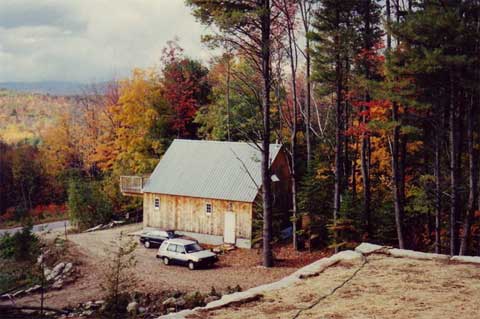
left=224, top=211, right=236, bottom=244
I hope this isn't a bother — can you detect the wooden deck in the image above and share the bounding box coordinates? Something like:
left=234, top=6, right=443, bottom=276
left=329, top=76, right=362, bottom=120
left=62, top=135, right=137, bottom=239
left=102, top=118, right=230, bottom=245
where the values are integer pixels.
left=120, top=175, right=148, bottom=196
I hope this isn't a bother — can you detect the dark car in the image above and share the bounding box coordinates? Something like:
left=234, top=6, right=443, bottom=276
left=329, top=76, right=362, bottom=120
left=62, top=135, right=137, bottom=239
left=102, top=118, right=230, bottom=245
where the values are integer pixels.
left=139, top=229, right=177, bottom=248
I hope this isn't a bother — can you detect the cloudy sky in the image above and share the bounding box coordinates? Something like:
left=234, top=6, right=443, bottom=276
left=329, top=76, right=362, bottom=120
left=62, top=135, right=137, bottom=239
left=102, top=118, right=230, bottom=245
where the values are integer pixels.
left=0, top=0, right=212, bottom=83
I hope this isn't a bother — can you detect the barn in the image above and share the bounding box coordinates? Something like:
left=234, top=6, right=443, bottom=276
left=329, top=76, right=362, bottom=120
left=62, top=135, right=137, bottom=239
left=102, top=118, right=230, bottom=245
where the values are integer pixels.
left=120, top=139, right=290, bottom=248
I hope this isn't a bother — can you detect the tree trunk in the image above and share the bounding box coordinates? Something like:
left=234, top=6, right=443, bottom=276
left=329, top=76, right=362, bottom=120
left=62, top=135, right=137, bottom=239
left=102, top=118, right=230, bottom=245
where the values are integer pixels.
left=299, top=0, right=312, bottom=172
left=386, top=0, right=391, bottom=50
left=434, top=123, right=442, bottom=254
left=261, top=0, right=273, bottom=267
left=306, top=38, right=312, bottom=171
left=283, top=0, right=299, bottom=250
left=361, top=0, right=372, bottom=237
left=352, top=140, right=358, bottom=200
left=226, top=54, right=231, bottom=141
left=360, top=99, right=371, bottom=236
left=333, top=7, right=343, bottom=253
left=392, top=102, right=405, bottom=249
left=449, top=78, right=459, bottom=256
left=459, top=96, right=477, bottom=255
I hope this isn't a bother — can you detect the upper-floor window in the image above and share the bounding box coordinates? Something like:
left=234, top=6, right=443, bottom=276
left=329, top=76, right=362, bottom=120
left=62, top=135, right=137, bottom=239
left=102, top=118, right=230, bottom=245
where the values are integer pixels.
left=154, top=197, right=160, bottom=209
left=205, top=202, right=212, bottom=215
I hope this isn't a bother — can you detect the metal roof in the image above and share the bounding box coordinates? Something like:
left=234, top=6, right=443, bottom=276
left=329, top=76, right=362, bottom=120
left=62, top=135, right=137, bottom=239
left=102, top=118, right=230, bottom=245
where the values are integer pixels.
left=142, top=139, right=283, bottom=203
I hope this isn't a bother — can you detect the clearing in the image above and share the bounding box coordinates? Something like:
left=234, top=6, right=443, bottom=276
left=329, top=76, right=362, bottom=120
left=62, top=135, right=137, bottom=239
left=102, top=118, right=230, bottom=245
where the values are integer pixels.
left=6, top=223, right=328, bottom=309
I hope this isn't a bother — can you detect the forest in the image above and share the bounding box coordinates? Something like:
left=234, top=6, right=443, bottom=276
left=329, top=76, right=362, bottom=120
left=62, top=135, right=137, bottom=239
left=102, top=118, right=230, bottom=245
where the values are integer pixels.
left=1, top=0, right=480, bottom=267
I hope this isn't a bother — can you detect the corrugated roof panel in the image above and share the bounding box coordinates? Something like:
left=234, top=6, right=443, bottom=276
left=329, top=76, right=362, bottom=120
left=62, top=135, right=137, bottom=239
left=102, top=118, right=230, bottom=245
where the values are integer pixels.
left=142, top=139, right=283, bottom=202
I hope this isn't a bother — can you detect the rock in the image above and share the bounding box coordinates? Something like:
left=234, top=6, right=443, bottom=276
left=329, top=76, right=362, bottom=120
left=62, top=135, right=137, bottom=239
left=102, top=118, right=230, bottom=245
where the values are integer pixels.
left=47, top=262, right=65, bottom=281
left=37, top=254, right=44, bottom=265
left=294, top=250, right=363, bottom=280
left=138, top=307, right=146, bottom=313
left=175, top=297, right=186, bottom=307
left=355, top=243, right=390, bottom=255
left=25, top=285, right=41, bottom=294
left=53, top=262, right=66, bottom=274
left=85, top=224, right=104, bottom=232
left=127, top=301, right=139, bottom=313
left=163, top=297, right=176, bottom=307
left=450, top=255, right=480, bottom=264
left=44, top=268, right=51, bottom=278
left=63, top=262, right=73, bottom=274
left=388, top=248, right=449, bottom=261
left=52, top=279, right=64, bottom=289
left=82, top=310, right=93, bottom=316
left=167, top=307, right=176, bottom=313
left=84, top=301, right=93, bottom=310
left=225, top=244, right=236, bottom=251
left=204, top=295, right=220, bottom=304
left=95, top=300, right=105, bottom=305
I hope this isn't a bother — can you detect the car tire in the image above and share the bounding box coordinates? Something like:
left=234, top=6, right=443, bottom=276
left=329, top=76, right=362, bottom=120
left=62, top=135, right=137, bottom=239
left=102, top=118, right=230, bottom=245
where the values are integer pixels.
left=163, top=257, right=170, bottom=266
left=144, top=241, right=150, bottom=248
left=188, top=261, right=196, bottom=270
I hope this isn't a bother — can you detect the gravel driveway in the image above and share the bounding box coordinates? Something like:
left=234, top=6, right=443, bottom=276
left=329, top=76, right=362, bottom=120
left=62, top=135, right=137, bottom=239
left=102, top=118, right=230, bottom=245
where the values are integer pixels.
left=8, top=223, right=328, bottom=309
left=66, top=223, right=325, bottom=295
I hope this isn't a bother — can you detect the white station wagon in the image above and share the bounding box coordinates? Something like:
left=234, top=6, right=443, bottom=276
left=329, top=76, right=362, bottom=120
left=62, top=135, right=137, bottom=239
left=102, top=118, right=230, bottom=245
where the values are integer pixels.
left=157, top=238, right=218, bottom=270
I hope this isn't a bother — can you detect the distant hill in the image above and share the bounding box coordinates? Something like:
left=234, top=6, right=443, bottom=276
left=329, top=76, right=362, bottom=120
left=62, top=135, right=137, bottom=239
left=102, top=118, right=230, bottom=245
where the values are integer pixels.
left=0, top=89, right=78, bottom=143
left=0, top=81, right=89, bottom=96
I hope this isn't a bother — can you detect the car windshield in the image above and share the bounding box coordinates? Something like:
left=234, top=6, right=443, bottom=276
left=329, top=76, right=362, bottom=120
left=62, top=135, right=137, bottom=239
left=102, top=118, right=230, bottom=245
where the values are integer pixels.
left=184, top=243, right=202, bottom=253
left=166, top=231, right=176, bottom=238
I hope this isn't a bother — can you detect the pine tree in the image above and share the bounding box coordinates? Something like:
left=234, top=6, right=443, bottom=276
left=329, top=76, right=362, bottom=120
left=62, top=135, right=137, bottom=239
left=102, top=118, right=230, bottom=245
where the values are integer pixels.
left=311, top=0, right=358, bottom=251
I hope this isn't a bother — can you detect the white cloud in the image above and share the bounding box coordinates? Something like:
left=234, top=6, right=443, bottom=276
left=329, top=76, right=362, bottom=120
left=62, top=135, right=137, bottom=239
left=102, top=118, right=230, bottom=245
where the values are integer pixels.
left=0, top=0, right=213, bottom=82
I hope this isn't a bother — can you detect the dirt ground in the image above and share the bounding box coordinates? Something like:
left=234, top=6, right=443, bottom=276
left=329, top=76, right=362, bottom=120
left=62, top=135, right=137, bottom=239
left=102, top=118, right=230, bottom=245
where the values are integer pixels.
left=6, top=223, right=329, bottom=309
left=191, top=254, right=480, bottom=319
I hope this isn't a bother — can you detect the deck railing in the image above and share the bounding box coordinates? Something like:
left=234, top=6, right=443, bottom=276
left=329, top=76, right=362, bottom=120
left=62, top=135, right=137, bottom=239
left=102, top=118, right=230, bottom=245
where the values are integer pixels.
left=120, top=175, right=148, bottom=195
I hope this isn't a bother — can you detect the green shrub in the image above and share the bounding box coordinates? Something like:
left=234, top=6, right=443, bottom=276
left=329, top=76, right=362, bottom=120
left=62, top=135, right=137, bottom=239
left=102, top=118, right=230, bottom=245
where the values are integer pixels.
left=68, top=177, right=112, bottom=230
left=0, top=234, right=15, bottom=259
left=0, top=224, right=39, bottom=262
left=183, top=291, right=206, bottom=309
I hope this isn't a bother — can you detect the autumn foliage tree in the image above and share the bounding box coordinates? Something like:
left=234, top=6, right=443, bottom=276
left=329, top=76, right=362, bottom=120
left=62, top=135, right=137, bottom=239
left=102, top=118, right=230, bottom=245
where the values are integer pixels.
left=161, top=41, right=210, bottom=139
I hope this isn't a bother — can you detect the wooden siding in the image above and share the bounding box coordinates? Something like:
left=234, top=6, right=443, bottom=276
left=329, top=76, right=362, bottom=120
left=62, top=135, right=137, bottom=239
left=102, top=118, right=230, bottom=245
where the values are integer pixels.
left=144, top=193, right=253, bottom=240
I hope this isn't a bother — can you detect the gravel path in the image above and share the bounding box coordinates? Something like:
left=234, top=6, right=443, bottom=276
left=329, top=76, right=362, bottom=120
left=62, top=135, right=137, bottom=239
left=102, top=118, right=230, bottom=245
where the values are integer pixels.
left=0, top=220, right=70, bottom=236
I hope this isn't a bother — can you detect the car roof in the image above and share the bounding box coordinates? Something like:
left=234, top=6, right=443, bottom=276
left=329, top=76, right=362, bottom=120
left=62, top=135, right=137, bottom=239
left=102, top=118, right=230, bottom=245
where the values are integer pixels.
left=144, top=228, right=173, bottom=234
left=165, top=238, right=197, bottom=246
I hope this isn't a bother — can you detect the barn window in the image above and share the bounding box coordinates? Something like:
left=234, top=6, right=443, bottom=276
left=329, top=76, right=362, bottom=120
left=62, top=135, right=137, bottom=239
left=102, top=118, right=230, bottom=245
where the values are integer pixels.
left=154, top=197, right=160, bottom=209
left=205, top=202, right=212, bottom=215
left=227, top=202, right=233, bottom=211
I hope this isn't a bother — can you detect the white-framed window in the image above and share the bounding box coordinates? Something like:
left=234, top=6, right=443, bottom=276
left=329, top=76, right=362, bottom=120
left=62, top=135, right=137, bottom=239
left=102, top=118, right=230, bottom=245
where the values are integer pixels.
left=154, top=197, right=160, bottom=210
left=205, top=202, right=213, bottom=215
